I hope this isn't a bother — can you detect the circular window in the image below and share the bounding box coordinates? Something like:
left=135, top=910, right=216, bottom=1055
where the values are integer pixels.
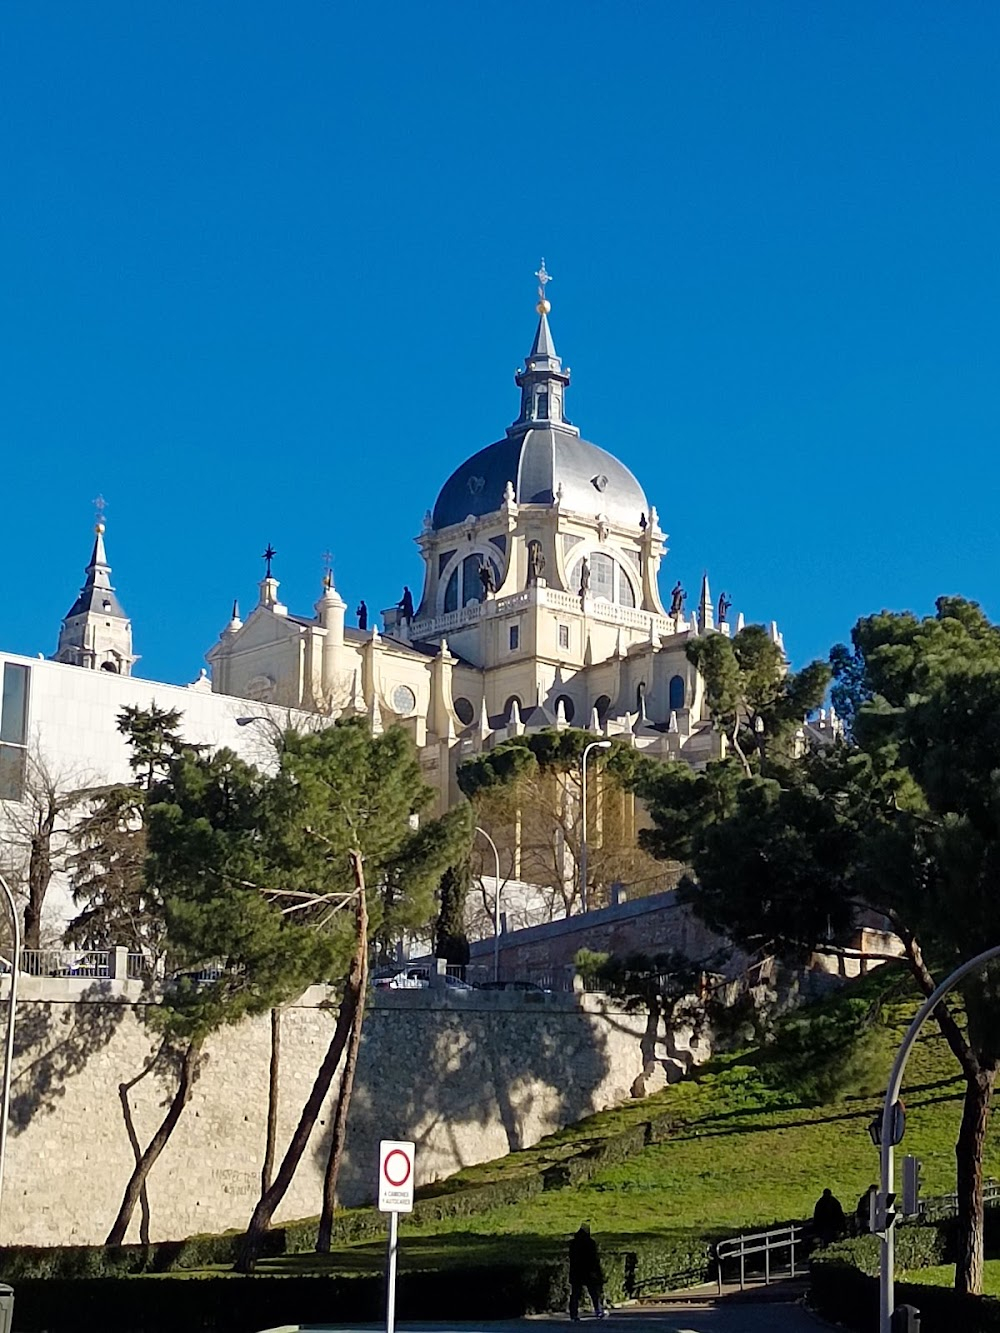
left=392, top=685, right=417, bottom=716
left=555, top=694, right=575, bottom=723
left=454, top=697, right=475, bottom=726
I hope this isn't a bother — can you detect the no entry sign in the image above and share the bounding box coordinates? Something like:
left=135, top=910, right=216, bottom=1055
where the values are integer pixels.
left=378, top=1140, right=415, bottom=1213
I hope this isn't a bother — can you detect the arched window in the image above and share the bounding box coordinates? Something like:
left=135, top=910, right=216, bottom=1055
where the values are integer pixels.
left=636, top=681, right=646, bottom=711
left=569, top=552, right=636, bottom=607
left=669, top=674, right=685, bottom=712
left=503, top=695, right=522, bottom=721
left=594, top=694, right=612, bottom=723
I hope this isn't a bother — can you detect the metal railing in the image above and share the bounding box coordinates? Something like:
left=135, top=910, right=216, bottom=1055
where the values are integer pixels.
left=715, top=1223, right=807, bottom=1294
left=922, top=1177, right=1000, bottom=1219
left=126, top=952, right=157, bottom=981
left=18, top=949, right=110, bottom=979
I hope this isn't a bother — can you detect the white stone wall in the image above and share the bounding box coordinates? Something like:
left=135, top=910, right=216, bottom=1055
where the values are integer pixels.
left=4, top=986, right=655, bottom=1248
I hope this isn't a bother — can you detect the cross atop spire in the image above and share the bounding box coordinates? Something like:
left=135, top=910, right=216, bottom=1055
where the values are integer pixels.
left=510, top=259, right=573, bottom=434
left=93, top=493, right=106, bottom=528
left=262, top=544, right=276, bottom=578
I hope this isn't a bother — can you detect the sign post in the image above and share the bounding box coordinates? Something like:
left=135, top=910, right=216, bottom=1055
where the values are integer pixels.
left=378, top=1140, right=415, bottom=1333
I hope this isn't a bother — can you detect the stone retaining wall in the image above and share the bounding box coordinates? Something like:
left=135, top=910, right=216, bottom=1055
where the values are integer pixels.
left=5, top=984, right=675, bottom=1247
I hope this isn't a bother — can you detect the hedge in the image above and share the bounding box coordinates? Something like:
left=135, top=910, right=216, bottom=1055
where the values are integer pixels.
left=0, top=1235, right=715, bottom=1332
left=0, top=1107, right=685, bottom=1280
left=810, top=1207, right=1000, bottom=1333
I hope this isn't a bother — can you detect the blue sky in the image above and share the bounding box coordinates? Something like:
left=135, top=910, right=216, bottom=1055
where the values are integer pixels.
left=3, top=2, right=999, bottom=683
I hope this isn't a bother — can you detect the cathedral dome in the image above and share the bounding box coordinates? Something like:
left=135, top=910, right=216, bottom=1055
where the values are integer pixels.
left=431, top=425, right=648, bottom=531
left=431, top=284, right=649, bottom=532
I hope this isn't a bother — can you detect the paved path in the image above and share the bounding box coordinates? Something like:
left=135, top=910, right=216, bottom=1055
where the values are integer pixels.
left=261, top=1302, right=828, bottom=1333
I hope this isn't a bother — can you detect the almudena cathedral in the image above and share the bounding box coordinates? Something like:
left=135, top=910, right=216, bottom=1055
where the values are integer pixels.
left=0, top=269, right=830, bottom=932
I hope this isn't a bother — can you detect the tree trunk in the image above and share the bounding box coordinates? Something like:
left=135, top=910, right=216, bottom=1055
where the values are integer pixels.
left=316, top=894, right=370, bottom=1252
left=955, top=1066, right=996, bottom=1295
left=261, top=1008, right=282, bottom=1195
left=106, top=1038, right=202, bottom=1246
left=24, top=824, right=54, bottom=951
left=234, top=857, right=368, bottom=1273
left=117, top=1059, right=161, bottom=1247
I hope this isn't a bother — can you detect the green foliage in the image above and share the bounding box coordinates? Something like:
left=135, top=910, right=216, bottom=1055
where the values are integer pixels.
left=757, top=993, right=888, bottom=1105
left=145, top=719, right=471, bottom=1040
left=436, top=857, right=472, bottom=965
left=686, top=624, right=829, bottom=768
left=812, top=1217, right=1000, bottom=1332
left=66, top=705, right=193, bottom=951
left=573, top=948, right=610, bottom=988
left=457, top=728, right=632, bottom=799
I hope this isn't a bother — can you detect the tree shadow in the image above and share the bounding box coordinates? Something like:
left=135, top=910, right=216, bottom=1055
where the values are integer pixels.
left=309, top=993, right=619, bottom=1212
left=9, top=985, right=127, bottom=1132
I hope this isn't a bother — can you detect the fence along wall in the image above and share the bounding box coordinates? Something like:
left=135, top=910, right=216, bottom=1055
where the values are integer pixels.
left=4, top=983, right=678, bottom=1248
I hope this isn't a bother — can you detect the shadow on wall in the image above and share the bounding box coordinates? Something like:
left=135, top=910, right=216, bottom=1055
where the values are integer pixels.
left=10, top=992, right=126, bottom=1133
left=311, top=1000, right=617, bottom=1208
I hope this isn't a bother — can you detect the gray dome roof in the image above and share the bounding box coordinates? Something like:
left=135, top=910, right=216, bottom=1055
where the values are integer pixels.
left=431, top=426, right=649, bottom=531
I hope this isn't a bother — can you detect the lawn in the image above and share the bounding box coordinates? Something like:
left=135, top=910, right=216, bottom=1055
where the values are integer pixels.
left=906, top=1261, right=1000, bottom=1297
left=252, top=967, right=1000, bottom=1277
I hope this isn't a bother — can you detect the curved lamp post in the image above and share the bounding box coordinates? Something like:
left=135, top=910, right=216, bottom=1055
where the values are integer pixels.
left=0, top=873, right=21, bottom=1243
left=474, top=827, right=502, bottom=982
left=876, top=942, right=1000, bottom=1333
left=579, top=741, right=611, bottom=913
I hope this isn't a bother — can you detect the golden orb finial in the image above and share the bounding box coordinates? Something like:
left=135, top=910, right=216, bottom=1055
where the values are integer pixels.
left=536, top=298, right=551, bottom=315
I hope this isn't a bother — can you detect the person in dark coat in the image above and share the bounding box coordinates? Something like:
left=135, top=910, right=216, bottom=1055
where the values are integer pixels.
left=568, top=1222, right=606, bottom=1320
left=813, top=1187, right=847, bottom=1244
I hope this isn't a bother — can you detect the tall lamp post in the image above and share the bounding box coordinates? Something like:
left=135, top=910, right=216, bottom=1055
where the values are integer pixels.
left=474, top=827, right=502, bottom=982
left=0, top=873, right=22, bottom=1242
left=874, top=942, right=1000, bottom=1333
left=579, top=740, right=612, bottom=913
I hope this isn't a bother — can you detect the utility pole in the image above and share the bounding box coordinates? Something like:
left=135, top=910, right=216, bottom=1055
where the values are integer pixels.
left=579, top=741, right=611, bottom=912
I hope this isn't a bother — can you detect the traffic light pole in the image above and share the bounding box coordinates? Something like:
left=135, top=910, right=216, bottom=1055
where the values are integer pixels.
left=877, top=943, right=1000, bottom=1333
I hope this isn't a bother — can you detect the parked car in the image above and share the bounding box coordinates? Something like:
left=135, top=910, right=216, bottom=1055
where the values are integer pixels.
left=372, top=968, right=428, bottom=990
left=371, top=968, right=478, bottom=992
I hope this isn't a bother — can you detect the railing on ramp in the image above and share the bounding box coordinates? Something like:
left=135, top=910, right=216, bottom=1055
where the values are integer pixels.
left=714, top=1222, right=808, bottom=1294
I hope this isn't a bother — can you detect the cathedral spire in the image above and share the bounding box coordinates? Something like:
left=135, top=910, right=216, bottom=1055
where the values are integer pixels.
left=510, top=259, right=575, bottom=436
left=53, top=507, right=135, bottom=674
left=698, top=573, right=714, bottom=632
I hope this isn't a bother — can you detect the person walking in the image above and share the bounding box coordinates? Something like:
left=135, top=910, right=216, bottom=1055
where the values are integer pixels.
left=812, top=1187, right=847, bottom=1245
left=569, top=1222, right=606, bottom=1320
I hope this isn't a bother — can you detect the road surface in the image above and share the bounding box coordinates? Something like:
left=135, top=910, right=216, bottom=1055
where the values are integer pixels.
left=260, top=1303, right=829, bottom=1333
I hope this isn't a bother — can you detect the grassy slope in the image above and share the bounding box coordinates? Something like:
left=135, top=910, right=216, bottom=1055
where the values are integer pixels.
left=233, top=966, right=1000, bottom=1277
left=909, top=1261, right=1000, bottom=1295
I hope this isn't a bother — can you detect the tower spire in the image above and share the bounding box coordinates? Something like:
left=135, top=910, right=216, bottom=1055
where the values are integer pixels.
left=510, top=259, right=574, bottom=435
left=698, top=572, right=714, bottom=631
left=53, top=507, right=135, bottom=674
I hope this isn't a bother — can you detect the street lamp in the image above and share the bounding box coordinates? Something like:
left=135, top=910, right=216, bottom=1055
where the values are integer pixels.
left=580, top=740, right=612, bottom=913
left=874, top=942, right=1000, bottom=1333
left=0, top=873, right=21, bottom=1243
left=474, top=826, right=502, bottom=982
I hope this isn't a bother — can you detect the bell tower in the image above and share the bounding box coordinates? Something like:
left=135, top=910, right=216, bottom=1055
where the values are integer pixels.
left=53, top=504, right=136, bottom=675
